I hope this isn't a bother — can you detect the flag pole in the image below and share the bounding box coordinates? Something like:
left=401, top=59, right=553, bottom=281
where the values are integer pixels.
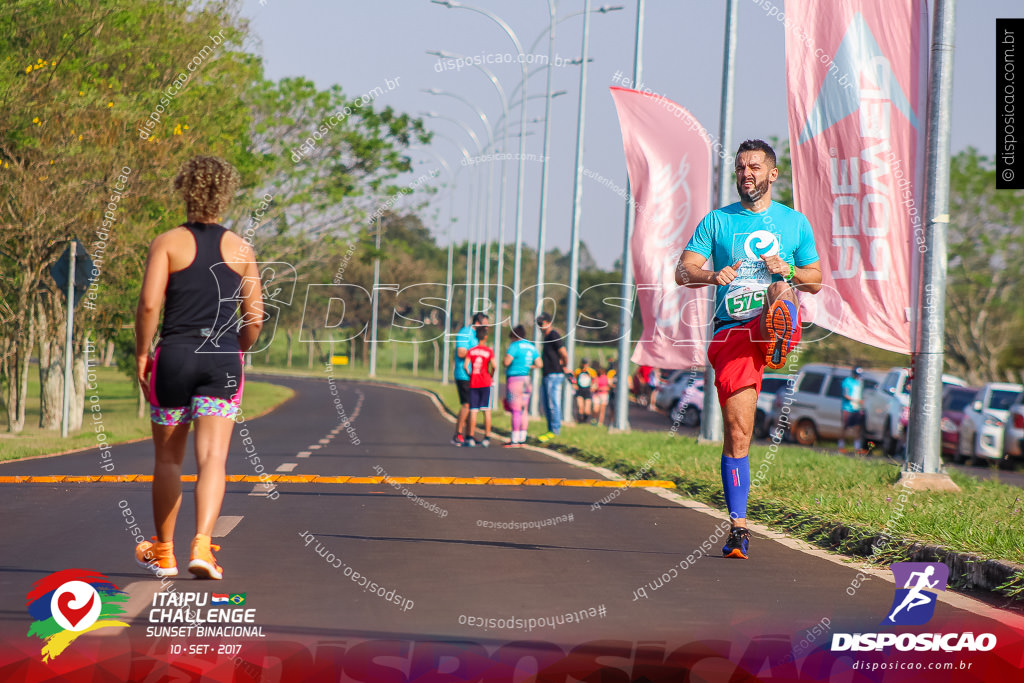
left=699, top=0, right=737, bottom=443
left=611, top=0, right=645, bottom=432
left=61, top=239, right=76, bottom=438
left=369, top=216, right=381, bottom=378
left=903, top=0, right=959, bottom=491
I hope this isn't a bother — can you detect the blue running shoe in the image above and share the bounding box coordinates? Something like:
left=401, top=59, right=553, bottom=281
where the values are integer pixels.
left=722, top=527, right=750, bottom=559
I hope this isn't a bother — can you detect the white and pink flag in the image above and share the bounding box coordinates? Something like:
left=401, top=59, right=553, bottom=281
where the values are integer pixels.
left=785, top=0, right=929, bottom=353
left=610, top=86, right=712, bottom=368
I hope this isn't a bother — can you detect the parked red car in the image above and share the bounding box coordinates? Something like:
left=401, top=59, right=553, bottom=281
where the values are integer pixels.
left=941, top=385, right=978, bottom=456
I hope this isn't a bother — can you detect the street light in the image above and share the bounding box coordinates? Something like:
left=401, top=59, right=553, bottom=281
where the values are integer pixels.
left=422, top=85, right=498, bottom=312
left=431, top=132, right=476, bottom=328
left=419, top=111, right=483, bottom=153
left=431, top=0, right=529, bottom=403
left=420, top=111, right=490, bottom=308
left=561, top=0, right=595, bottom=424
left=425, top=48, right=511, bottom=330
left=422, top=88, right=493, bottom=141
left=530, top=3, right=622, bottom=417
left=528, top=5, right=624, bottom=55
left=410, top=146, right=458, bottom=383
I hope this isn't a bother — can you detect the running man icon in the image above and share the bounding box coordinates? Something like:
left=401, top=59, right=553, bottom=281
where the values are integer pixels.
left=888, top=566, right=938, bottom=622
left=884, top=562, right=949, bottom=626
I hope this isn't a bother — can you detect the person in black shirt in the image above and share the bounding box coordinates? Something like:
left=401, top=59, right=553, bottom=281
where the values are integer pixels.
left=134, top=156, right=264, bottom=580
left=536, top=313, right=568, bottom=441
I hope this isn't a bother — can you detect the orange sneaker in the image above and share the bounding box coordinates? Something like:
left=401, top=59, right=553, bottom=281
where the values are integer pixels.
left=765, top=299, right=795, bottom=370
left=188, top=534, right=223, bottom=580
left=135, top=537, right=177, bottom=577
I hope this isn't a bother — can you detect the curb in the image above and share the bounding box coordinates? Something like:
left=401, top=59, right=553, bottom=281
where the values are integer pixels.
left=348, top=376, right=1024, bottom=604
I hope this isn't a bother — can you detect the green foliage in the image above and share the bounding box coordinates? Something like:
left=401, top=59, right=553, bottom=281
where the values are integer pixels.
left=945, top=148, right=1024, bottom=383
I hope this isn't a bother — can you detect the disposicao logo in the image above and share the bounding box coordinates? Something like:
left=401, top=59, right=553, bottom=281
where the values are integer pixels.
left=831, top=562, right=996, bottom=653
left=884, top=561, right=947, bottom=625
left=26, top=569, right=129, bottom=661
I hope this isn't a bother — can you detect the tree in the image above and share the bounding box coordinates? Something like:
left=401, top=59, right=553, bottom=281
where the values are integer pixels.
left=944, top=148, right=1024, bottom=384
left=0, top=0, right=256, bottom=430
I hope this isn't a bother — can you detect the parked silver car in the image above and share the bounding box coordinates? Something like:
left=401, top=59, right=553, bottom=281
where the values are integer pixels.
left=769, top=364, right=884, bottom=446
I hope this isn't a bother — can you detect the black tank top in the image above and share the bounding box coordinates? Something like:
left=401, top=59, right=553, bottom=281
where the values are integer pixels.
left=160, top=222, right=242, bottom=349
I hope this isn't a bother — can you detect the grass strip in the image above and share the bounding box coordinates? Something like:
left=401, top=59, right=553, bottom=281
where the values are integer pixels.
left=0, top=366, right=294, bottom=462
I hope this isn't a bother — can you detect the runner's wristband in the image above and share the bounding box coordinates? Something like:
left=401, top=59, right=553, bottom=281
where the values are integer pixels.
left=785, top=263, right=796, bottom=281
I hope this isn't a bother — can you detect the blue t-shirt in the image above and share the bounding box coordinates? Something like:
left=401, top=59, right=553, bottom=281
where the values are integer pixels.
left=453, top=325, right=477, bottom=381
left=841, top=376, right=863, bottom=413
left=685, top=201, right=819, bottom=331
left=505, top=339, right=540, bottom=377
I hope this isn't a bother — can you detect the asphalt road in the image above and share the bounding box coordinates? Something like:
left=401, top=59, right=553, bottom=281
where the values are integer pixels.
left=1, top=375, right=1021, bottom=682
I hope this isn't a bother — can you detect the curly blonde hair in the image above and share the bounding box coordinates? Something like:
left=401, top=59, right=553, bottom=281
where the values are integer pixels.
left=173, top=155, right=240, bottom=219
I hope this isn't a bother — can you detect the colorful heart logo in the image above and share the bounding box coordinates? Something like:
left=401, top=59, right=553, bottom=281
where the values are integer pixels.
left=49, top=581, right=101, bottom=632
left=56, top=590, right=95, bottom=629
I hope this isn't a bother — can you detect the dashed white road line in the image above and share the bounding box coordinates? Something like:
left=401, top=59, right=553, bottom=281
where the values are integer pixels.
left=211, top=515, right=243, bottom=537
left=276, top=463, right=298, bottom=472
left=296, top=451, right=311, bottom=458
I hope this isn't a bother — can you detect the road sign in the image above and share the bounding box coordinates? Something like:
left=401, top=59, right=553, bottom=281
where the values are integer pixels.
left=49, top=241, right=93, bottom=306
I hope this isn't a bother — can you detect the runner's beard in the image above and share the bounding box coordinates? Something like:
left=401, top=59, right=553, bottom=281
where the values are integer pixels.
left=737, top=176, right=771, bottom=203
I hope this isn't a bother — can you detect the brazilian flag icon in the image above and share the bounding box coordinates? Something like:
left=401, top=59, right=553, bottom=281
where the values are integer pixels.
left=229, top=593, right=246, bottom=605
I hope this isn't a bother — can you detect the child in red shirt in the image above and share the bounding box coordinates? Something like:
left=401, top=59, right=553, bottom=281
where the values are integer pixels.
left=463, top=326, right=496, bottom=447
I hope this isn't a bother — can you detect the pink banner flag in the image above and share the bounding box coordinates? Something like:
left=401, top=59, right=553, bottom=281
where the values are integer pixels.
left=785, top=0, right=929, bottom=353
left=610, top=86, right=713, bottom=368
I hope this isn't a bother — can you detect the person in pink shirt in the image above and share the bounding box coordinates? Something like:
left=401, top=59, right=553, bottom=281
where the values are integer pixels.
left=592, top=365, right=610, bottom=426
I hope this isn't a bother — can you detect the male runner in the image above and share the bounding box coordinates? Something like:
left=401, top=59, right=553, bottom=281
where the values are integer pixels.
left=675, top=139, right=822, bottom=559
left=536, top=313, right=568, bottom=441
left=451, top=312, right=489, bottom=446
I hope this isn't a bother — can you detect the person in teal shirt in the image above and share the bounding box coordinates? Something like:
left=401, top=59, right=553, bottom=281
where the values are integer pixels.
left=675, top=139, right=823, bottom=560
left=452, top=312, right=488, bottom=446
left=839, top=367, right=864, bottom=453
left=503, top=324, right=541, bottom=445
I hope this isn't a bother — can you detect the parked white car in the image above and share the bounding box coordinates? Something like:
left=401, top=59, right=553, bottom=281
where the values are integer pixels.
left=655, top=369, right=705, bottom=427
left=956, top=383, right=1023, bottom=464
left=1003, top=393, right=1024, bottom=462
left=862, top=367, right=967, bottom=455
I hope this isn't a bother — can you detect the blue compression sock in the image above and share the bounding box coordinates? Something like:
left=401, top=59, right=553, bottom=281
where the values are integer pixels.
left=721, top=454, right=750, bottom=521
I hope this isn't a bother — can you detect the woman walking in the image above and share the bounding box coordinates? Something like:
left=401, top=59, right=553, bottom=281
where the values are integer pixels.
left=134, top=156, right=264, bottom=579
left=503, top=324, right=541, bottom=446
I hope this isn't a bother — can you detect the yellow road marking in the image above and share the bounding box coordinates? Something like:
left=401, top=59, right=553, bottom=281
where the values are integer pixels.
left=0, top=475, right=675, bottom=488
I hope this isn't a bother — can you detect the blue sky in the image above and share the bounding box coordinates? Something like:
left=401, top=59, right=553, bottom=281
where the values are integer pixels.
left=240, top=0, right=1016, bottom=268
